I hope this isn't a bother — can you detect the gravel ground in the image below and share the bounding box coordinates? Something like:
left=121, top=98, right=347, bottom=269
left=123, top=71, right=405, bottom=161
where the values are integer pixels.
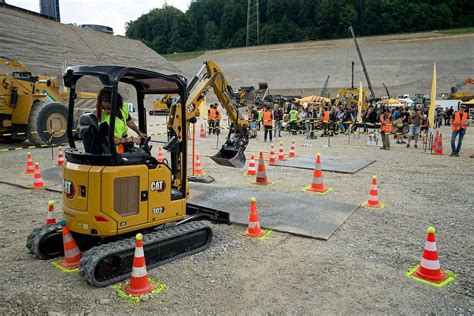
left=0, top=115, right=472, bottom=314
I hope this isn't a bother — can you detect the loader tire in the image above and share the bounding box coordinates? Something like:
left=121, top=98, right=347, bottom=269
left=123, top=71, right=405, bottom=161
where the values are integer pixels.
left=28, top=102, right=68, bottom=146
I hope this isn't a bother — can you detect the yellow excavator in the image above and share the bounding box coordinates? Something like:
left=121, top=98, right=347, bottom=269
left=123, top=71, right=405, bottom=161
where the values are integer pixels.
left=26, top=60, right=249, bottom=287
left=333, top=87, right=368, bottom=110
left=0, top=56, right=96, bottom=144
left=149, top=94, right=176, bottom=116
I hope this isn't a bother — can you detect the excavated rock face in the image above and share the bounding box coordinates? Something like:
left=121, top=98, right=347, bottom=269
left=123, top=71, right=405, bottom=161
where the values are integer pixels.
left=0, top=6, right=182, bottom=99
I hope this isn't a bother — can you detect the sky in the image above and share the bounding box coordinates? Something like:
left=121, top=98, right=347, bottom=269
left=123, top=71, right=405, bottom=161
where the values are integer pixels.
left=7, top=0, right=191, bottom=36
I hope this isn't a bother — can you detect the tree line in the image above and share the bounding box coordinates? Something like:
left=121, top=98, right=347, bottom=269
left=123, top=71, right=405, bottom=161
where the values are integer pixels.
left=125, top=0, right=474, bottom=54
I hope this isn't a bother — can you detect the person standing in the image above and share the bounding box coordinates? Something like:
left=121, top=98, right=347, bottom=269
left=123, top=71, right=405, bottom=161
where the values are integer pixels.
left=273, top=104, right=283, bottom=138
left=450, top=104, right=469, bottom=157
left=257, top=107, right=263, bottom=131
left=263, top=105, right=273, bottom=142
left=380, top=108, right=392, bottom=150
left=215, top=103, right=221, bottom=136
left=407, top=107, right=422, bottom=148
left=289, top=106, right=299, bottom=134
left=207, top=104, right=217, bottom=135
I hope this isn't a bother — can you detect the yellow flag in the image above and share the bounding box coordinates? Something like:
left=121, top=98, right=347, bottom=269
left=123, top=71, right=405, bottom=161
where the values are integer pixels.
left=357, top=81, right=363, bottom=123
left=428, top=63, right=436, bottom=128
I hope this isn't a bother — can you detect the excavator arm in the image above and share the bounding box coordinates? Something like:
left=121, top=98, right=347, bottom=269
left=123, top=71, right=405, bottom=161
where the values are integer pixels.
left=0, top=56, right=29, bottom=72
left=184, top=60, right=249, bottom=168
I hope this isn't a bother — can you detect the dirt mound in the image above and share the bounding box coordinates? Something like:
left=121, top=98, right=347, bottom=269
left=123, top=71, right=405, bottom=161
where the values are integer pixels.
left=175, top=32, right=474, bottom=97
left=0, top=6, right=181, bottom=80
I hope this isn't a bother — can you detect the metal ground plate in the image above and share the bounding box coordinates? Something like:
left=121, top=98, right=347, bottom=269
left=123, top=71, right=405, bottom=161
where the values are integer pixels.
left=270, top=155, right=376, bottom=174
left=0, top=167, right=63, bottom=189
left=189, top=183, right=359, bottom=240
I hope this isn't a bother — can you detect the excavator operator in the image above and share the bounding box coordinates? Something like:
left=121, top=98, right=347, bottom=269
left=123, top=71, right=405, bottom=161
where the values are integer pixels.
left=95, top=89, right=147, bottom=148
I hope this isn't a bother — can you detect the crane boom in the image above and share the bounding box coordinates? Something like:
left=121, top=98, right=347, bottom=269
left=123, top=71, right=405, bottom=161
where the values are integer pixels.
left=348, top=26, right=376, bottom=100
left=321, top=75, right=330, bottom=97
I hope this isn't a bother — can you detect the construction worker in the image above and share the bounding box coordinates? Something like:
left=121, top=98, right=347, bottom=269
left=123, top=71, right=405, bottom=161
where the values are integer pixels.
left=289, top=106, right=299, bottom=134
left=450, top=104, right=469, bottom=157
left=263, top=105, right=273, bottom=142
left=208, top=103, right=217, bottom=134
left=247, top=104, right=258, bottom=138
left=256, top=107, right=263, bottom=131
left=273, top=104, right=283, bottom=138
left=321, top=107, right=331, bottom=137
left=215, top=103, right=221, bottom=136
left=380, top=108, right=392, bottom=150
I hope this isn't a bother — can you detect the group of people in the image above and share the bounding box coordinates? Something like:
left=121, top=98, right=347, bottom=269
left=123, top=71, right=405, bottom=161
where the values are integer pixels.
left=207, top=103, right=222, bottom=135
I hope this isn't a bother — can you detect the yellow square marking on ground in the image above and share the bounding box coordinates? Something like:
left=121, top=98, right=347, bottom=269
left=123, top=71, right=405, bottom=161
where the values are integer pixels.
left=112, top=278, right=167, bottom=303
left=406, top=265, right=457, bottom=288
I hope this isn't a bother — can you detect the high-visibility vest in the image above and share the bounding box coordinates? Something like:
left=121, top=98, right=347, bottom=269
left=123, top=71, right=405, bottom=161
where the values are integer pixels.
left=208, top=108, right=217, bottom=120
left=323, top=111, right=330, bottom=123
left=452, top=111, right=468, bottom=131
left=257, top=110, right=263, bottom=122
left=216, top=110, right=221, bottom=121
left=99, top=104, right=129, bottom=139
left=263, top=110, right=273, bottom=126
left=289, top=110, right=298, bottom=122
left=380, top=114, right=392, bottom=132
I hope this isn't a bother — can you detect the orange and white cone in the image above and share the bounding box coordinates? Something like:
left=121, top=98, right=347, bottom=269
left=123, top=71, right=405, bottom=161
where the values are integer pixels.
left=413, top=227, right=447, bottom=283
left=33, top=162, right=44, bottom=189
left=199, top=124, right=206, bottom=138
left=123, top=233, right=157, bottom=296
left=157, top=146, right=164, bottom=163
left=246, top=154, right=256, bottom=176
left=269, top=144, right=277, bottom=163
left=278, top=142, right=285, bottom=160
left=245, top=197, right=266, bottom=238
left=253, top=151, right=271, bottom=185
left=434, top=133, right=443, bottom=155
left=304, top=153, right=331, bottom=194
left=432, top=131, right=439, bottom=151
left=289, top=140, right=296, bottom=158
left=194, top=153, right=203, bottom=175
left=57, top=146, right=65, bottom=167
left=59, top=225, right=83, bottom=270
left=25, top=152, right=35, bottom=174
left=361, top=176, right=384, bottom=208
left=45, top=200, right=56, bottom=225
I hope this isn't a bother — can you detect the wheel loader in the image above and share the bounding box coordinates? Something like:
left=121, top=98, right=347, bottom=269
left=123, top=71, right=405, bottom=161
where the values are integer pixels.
left=26, top=60, right=249, bottom=287
left=0, top=56, right=96, bottom=145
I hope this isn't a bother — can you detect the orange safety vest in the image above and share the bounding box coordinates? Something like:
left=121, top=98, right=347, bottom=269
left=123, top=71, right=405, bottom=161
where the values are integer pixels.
left=323, top=111, right=330, bottom=123
left=380, top=114, right=392, bottom=132
left=208, top=108, right=217, bottom=120
left=216, top=110, right=221, bottom=121
left=452, top=111, right=468, bottom=131
left=263, top=110, right=273, bottom=126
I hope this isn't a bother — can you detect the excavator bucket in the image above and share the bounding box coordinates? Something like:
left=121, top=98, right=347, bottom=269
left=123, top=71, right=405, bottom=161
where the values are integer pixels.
left=210, top=144, right=246, bottom=168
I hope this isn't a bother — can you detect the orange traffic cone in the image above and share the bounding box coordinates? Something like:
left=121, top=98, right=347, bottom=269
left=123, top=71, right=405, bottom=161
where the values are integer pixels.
left=199, top=124, right=206, bottom=138
left=45, top=200, right=56, bottom=225
left=305, top=153, right=331, bottom=194
left=289, top=140, right=296, bottom=158
left=25, top=152, right=34, bottom=174
left=413, top=227, right=447, bottom=283
left=269, top=144, right=277, bottom=163
left=361, top=176, right=384, bottom=208
left=253, top=151, right=271, bottom=185
left=434, top=133, right=443, bottom=155
left=33, top=162, right=44, bottom=189
left=432, top=131, right=439, bottom=151
left=57, top=146, right=65, bottom=167
left=157, top=146, right=164, bottom=163
left=59, top=225, right=83, bottom=270
left=245, top=197, right=266, bottom=238
left=123, top=233, right=157, bottom=296
left=194, top=153, right=203, bottom=175
left=278, top=142, right=285, bottom=160
left=247, top=154, right=256, bottom=176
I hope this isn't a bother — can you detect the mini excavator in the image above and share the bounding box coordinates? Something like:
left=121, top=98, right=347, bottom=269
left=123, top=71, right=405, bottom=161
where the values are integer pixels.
left=26, top=60, right=249, bottom=287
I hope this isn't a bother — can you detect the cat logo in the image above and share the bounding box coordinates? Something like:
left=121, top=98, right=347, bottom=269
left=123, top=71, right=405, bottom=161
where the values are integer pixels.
left=150, top=180, right=166, bottom=192
left=63, top=180, right=75, bottom=199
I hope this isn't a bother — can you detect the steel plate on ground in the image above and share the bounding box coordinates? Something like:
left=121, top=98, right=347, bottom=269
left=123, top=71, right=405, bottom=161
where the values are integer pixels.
left=270, top=155, right=376, bottom=174
left=0, top=167, right=63, bottom=189
left=189, top=183, right=359, bottom=240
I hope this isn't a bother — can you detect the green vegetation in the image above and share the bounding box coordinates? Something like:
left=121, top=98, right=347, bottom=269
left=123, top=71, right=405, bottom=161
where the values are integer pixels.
left=125, top=0, right=474, bottom=55
left=439, top=27, right=474, bottom=35
left=163, top=51, right=205, bottom=61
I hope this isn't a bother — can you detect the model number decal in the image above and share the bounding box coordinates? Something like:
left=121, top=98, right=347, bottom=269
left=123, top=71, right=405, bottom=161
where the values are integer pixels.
left=150, top=180, right=166, bottom=192
left=152, top=207, right=165, bottom=215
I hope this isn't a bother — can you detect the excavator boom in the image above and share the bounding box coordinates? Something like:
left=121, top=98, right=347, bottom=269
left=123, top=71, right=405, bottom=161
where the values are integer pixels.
left=185, top=60, right=249, bottom=168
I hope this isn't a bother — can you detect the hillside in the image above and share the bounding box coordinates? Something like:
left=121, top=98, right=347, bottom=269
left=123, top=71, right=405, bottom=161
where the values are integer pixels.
left=173, top=31, right=474, bottom=97
left=0, top=6, right=181, bottom=84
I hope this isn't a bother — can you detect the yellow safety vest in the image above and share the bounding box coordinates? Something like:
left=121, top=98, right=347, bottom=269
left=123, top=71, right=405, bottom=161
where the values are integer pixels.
left=99, top=104, right=129, bottom=139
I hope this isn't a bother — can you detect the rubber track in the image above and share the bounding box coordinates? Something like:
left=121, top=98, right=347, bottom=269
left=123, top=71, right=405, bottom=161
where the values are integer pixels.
left=79, top=221, right=212, bottom=287
left=26, top=223, right=63, bottom=259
